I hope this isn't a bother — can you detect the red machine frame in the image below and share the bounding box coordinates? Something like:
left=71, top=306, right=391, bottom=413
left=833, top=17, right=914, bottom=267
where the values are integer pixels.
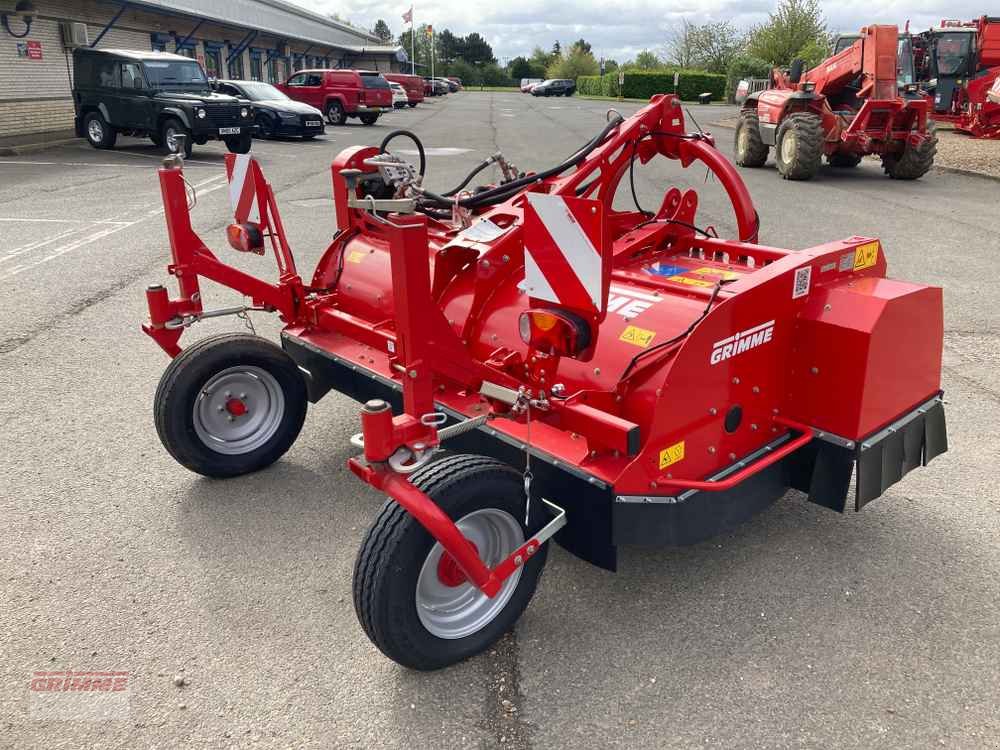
left=143, top=94, right=947, bottom=606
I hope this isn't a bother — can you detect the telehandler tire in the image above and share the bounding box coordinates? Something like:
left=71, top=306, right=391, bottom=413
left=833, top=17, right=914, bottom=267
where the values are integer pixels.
left=734, top=111, right=769, bottom=167
left=882, top=123, right=937, bottom=180
left=775, top=113, right=824, bottom=180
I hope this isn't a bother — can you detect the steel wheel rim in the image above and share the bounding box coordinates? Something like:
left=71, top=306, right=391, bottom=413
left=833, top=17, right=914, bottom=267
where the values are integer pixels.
left=416, top=508, right=525, bottom=639
left=193, top=366, right=285, bottom=455
left=738, top=126, right=750, bottom=157
left=327, top=104, right=341, bottom=122
left=88, top=119, right=103, bottom=142
left=165, top=127, right=179, bottom=152
left=781, top=131, right=797, bottom=163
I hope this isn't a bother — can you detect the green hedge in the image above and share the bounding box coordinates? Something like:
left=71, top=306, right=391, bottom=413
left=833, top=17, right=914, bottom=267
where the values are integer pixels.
left=576, top=70, right=726, bottom=101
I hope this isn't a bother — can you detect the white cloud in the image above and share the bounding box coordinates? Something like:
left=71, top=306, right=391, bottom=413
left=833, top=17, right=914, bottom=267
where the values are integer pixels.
left=299, top=0, right=988, bottom=62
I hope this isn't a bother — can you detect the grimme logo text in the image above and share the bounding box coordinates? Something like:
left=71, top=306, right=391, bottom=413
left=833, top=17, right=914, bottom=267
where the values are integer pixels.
left=710, top=320, right=775, bottom=365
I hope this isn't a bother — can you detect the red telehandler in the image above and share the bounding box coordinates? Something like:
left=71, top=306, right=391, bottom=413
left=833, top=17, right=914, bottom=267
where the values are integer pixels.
left=736, top=25, right=936, bottom=180
left=919, top=16, right=1000, bottom=139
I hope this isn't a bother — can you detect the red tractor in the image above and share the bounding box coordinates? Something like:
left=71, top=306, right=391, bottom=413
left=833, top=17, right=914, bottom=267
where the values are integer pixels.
left=920, top=16, right=1000, bottom=139
left=736, top=25, right=936, bottom=180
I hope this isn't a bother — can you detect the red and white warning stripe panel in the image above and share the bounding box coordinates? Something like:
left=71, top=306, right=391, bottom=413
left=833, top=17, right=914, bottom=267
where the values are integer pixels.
left=523, top=193, right=608, bottom=315
left=224, top=153, right=262, bottom=225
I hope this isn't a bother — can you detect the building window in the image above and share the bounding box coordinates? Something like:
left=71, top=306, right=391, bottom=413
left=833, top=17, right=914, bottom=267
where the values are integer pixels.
left=204, top=48, right=221, bottom=79
left=293, top=54, right=304, bottom=71
left=267, top=55, right=278, bottom=83
left=150, top=33, right=169, bottom=52
left=250, top=52, right=263, bottom=81
left=228, top=49, right=244, bottom=79
left=176, top=45, right=195, bottom=58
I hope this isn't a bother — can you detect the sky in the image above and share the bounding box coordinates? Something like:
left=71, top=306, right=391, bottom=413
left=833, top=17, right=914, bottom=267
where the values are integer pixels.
left=305, top=0, right=987, bottom=63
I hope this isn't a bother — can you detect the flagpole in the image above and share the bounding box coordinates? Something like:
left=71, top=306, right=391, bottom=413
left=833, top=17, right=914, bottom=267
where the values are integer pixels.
left=431, top=27, right=435, bottom=80
left=410, top=11, right=414, bottom=75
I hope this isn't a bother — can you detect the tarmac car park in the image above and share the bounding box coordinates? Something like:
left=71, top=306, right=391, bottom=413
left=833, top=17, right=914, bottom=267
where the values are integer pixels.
left=2, top=91, right=999, bottom=749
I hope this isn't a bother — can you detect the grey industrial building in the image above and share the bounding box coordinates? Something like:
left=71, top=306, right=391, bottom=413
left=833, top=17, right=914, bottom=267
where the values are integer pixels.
left=0, top=0, right=407, bottom=143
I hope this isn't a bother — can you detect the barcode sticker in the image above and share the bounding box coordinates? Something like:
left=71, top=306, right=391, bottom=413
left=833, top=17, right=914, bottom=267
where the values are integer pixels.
left=792, top=266, right=812, bottom=299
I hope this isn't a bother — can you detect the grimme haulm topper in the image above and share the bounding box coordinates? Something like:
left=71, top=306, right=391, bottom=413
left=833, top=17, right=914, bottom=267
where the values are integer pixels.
left=143, top=95, right=947, bottom=669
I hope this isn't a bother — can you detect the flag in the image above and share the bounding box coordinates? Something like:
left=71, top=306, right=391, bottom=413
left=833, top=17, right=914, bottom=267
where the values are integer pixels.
left=426, top=25, right=433, bottom=38
left=402, top=6, right=412, bottom=24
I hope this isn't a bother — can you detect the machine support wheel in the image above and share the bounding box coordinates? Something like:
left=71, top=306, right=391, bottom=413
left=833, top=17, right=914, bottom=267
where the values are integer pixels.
left=353, top=455, right=548, bottom=670
left=734, top=111, right=769, bottom=167
left=325, top=101, right=347, bottom=126
left=154, top=333, right=307, bottom=478
left=828, top=152, right=862, bottom=168
left=882, top=123, right=938, bottom=180
left=775, top=112, right=824, bottom=180
left=84, top=112, right=117, bottom=149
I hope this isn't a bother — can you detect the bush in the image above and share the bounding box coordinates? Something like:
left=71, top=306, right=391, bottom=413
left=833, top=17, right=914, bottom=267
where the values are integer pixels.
left=575, top=70, right=726, bottom=101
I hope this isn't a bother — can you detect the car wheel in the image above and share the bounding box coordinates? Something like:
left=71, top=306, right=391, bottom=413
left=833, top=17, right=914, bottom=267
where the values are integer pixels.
left=84, top=112, right=117, bottom=149
left=359, top=114, right=379, bottom=126
left=302, top=134, right=316, bottom=140
left=325, top=100, right=347, bottom=126
left=225, top=134, right=252, bottom=154
left=408, top=102, right=418, bottom=108
left=161, top=118, right=193, bottom=158
left=254, top=113, right=274, bottom=139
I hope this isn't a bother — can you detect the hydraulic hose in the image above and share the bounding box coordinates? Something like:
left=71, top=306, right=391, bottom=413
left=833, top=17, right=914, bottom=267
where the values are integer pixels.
left=379, top=130, right=426, bottom=177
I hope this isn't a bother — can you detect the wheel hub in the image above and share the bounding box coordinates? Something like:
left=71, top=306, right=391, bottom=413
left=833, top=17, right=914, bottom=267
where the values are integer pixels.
left=416, top=508, right=524, bottom=639
left=781, top=132, right=797, bottom=163
left=88, top=120, right=103, bottom=141
left=193, top=366, right=285, bottom=455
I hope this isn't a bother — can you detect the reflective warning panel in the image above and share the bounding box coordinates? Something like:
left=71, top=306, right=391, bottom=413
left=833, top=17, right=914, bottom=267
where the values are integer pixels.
left=523, top=193, right=609, bottom=317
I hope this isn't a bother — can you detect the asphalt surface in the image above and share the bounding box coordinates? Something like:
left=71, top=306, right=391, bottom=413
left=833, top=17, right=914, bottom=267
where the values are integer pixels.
left=2, top=92, right=998, bottom=749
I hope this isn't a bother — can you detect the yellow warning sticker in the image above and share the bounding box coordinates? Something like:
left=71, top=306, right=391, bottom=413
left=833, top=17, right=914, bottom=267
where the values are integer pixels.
left=694, top=267, right=742, bottom=281
left=346, top=249, right=367, bottom=264
left=853, top=241, right=880, bottom=271
left=659, top=440, right=685, bottom=470
left=668, top=274, right=715, bottom=287
left=619, top=325, right=656, bottom=348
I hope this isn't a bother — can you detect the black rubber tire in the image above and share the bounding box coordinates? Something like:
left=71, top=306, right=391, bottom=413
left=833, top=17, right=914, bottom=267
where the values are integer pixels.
left=84, top=112, right=117, bottom=149
left=882, top=123, right=938, bottom=180
left=325, top=100, right=347, bottom=126
left=408, top=101, right=418, bottom=108
left=225, top=134, right=252, bottom=154
left=359, top=113, right=379, bottom=126
left=154, top=333, right=307, bottom=478
left=353, top=455, right=548, bottom=670
left=254, top=113, right=274, bottom=139
left=161, top=118, right=193, bottom=158
left=302, top=134, right=316, bottom=140
left=775, top=112, right=824, bottom=180
left=734, top=111, right=769, bottom=167
left=788, top=58, right=805, bottom=84
left=828, top=152, right=862, bottom=168
left=150, top=132, right=163, bottom=147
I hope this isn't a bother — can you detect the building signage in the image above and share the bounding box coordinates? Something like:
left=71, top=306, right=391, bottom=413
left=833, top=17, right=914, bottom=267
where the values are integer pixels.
left=17, top=40, right=43, bottom=59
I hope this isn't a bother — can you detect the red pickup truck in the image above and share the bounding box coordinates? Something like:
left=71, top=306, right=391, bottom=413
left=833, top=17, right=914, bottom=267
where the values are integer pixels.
left=383, top=73, right=425, bottom=107
left=275, top=69, right=392, bottom=126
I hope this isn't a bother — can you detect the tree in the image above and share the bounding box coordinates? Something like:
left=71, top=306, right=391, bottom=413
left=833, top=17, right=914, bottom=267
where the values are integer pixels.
left=437, top=29, right=460, bottom=66
left=371, top=19, right=393, bottom=44
left=602, top=58, right=619, bottom=74
left=665, top=19, right=699, bottom=68
left=634, top=49, right=661, bottom=70
left=530, top=46, right=554, bottom=70
left=399, top=24, right=434, bottom=70
left=746, top=0, right=828, bottom=66
left=552, top=41, right=561, bottom=56
left=547, top=44, right=599, bottom=80
left=508, top=56, right=534, bottom=80
left=462, top=32, right=495, bottom=64
left=691, top=21, right=743, bottom=74
left=571, top=38, right=592, bottom=56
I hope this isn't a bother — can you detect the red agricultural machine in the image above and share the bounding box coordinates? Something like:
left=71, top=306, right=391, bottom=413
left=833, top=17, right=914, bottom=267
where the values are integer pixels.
left=143, top=96, right=947, bottom=670
left=736, top=25, right=936, bottom=180
left=917, top=16, right=1000, bottom=139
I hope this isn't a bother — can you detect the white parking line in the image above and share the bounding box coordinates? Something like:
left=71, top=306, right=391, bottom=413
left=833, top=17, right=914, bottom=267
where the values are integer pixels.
left=0, top=217, right=131, bottom=224
left=0, top=173, right=228, bottom=280
left=0, top=159, right=216, bottom=169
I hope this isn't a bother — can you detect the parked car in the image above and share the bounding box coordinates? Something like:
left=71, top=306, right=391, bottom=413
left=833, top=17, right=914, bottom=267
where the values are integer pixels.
left=520, top=78, right=543, bottom=92
left=384, top=73, right=424, bottom=107
left=275, top=69, right=391, bottom=126
left=437, top=77, right=460, bottom=93
left=213, top=79, right=324, bottom=139
left=72, top=47, right=252, bottom=157
left=423, top=77, right=449, bottom=96
left=446, top=77, right=463, bottom=90
left=531, top=79, right=576, bottom=97
left=388, top=81, right=409, bottom=108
